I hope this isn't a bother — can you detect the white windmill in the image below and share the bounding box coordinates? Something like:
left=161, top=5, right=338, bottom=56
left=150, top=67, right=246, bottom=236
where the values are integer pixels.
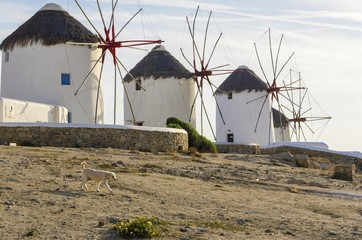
left=249, top=29, right=331, bottom=143
left=0, top=3, right=102, bottom=123
left=215, top=65, right=275, bottom=145
left=123, top=45, right=196, bottom=127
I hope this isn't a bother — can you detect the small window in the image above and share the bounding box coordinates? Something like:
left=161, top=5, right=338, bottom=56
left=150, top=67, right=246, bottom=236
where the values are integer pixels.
left=4, top=52, right=9, bottom=62
left=227, top=133, right=234, bottom=143
left=228, top=92, right=232, bottom=99
left=133, top=121, right=144, bottom=126
left=67, top=112, right=72, bottom=123
left=135, top=79, right=142, bottom=91
left=61, top=73, right=71, bottom=85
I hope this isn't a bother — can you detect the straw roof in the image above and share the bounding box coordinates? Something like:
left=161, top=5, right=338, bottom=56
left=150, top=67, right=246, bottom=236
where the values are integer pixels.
left=215, top=65, right=267, bottom=94
left=272, top=108, right=289, bottom=128
left=0, top=3, right=98, bottom=51
left=123, top=45, right=193, bottom=82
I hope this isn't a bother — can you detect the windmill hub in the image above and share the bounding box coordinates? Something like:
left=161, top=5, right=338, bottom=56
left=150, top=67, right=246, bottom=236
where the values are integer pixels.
left=289, top=117, right=307, bottom=123
left=267, top=86, right=281, bottom=93
left=195, top=69, right=212, bottom=77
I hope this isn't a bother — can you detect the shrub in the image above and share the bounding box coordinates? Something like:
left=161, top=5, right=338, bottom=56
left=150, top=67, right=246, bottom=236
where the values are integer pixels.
left=166, top=117, right=217, bottom=153
left=166, top=123, right=182, bottom=129
left=199, top=135, right=217, bottom=153
left=114, top=216, right=163, bottom=238
left=25, top=228, right=37, bottom=237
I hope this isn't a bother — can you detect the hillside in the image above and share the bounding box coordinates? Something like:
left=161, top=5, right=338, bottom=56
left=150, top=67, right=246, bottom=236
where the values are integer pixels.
left=0, top=146, right=361, bottom=239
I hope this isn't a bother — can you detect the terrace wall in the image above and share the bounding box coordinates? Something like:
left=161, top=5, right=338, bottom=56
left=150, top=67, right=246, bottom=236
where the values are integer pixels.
left=0, top=123, right=188, bottom=152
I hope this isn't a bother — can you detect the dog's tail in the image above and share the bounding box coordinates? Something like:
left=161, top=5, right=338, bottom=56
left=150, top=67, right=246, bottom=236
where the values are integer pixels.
left=81, top=161, right=87, bottom=169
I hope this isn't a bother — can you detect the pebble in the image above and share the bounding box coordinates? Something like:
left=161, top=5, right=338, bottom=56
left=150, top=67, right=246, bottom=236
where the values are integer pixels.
left=4, top=200, right=15, bottom=206
left=107, top=216, right=119, bottom=224
left=196, top=227, right=206, bottom=234
left=98, top=220, right=105, bottom=227
left=31, top=198, right=41, bottom=204
left=237, top=218, right=249, bottom=225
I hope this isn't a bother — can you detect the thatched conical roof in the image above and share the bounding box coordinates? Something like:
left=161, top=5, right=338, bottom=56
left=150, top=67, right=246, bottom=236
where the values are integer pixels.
left=215, top=65, right=267, bottom=94
left=0, top=3, right=98, bottom=51
left=123, top=45, right=193, bottom=82
left=272, top=108, right=289, bottom=128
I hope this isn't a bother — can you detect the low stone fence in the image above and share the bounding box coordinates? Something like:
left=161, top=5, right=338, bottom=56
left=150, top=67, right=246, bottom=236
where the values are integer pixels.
left=216, top=143, right=260, bottom=154
left=0, top=123, right=188, bottom=152
left=261, top=146, right=362, bottom=171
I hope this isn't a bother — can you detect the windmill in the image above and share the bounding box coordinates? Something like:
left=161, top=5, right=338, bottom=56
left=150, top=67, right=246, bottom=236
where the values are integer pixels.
left=284, top=70, right=331, bottom=141
left=249, top=29, right=330, bottom=142
left=72, top=0, right=162, bottom=124
left=180, top=6, right=232, bottom=140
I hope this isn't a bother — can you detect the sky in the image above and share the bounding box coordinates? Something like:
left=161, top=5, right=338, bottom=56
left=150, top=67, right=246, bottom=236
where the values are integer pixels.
left=0, top=0, right=361, bottom=153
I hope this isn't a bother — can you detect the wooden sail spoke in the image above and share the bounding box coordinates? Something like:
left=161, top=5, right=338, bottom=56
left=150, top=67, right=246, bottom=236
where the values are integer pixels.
left=74, top=0, right=162, bottom=124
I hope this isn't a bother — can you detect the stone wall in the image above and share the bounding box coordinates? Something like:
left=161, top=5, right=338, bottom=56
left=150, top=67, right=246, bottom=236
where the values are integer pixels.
left=261, top=146, right=362, bottom=171
left=0, top=123, right=188, bottom=152
left=216, top=143, right=260, bottom=154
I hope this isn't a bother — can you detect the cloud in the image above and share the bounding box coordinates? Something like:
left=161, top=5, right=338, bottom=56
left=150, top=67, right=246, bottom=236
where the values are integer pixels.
left=206, top=8, right=362, bottom=33
left=124, top=0, right=234, bottom=12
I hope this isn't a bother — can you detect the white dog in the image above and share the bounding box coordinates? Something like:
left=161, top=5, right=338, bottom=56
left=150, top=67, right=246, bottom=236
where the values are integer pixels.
left=80, top=162, right=117, bottom=192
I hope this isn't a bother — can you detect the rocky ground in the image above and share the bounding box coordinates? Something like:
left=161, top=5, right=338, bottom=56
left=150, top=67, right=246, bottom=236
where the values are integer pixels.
left=0, top=146, right=361, bottom=239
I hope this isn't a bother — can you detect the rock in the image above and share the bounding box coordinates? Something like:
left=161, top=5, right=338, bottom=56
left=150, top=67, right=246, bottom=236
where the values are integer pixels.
left=289, top=187, right=300, bottom=193
left=294, top=154, right=309, bottom=161
left=319, top=162, right=332, bottom=170
left=4, top=200, right=15, bottom=206
left=98, top=220, right=105, bottom=227
left=286, top=230, right=296, bottom=236
left=115, top=161, right=125, bottom=166
left=296, top=158, right=311, bottom=168
left=225, top=155, right=241, bottom=160
left=333, top=164, right=357, bottom=182
left=309, top=161, right=322, bottom=169
left=237, top=218, right=249, bottom=226
left=179, top=227, right=189, bottom=232
left=196, top=227, right=206, bottom=234
left=271, top=152, right=294, bottom=161
left=107, top=216, right=119, bottom=224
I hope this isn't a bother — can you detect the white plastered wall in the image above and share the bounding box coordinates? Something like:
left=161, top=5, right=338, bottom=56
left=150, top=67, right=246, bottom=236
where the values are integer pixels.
left=274, top=126, right=291, bottom=142
left=124, top=76, right=196, bottom=128
left=0, top=97, right=68, bottom=123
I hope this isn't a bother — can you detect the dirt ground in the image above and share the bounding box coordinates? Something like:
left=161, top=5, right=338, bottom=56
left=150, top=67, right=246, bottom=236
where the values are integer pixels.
left=0, top=146, right=361, bottom=239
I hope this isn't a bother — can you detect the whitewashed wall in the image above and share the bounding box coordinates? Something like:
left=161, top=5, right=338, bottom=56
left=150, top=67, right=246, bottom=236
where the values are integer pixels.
left=0, top=97, right=68, bottom=123
left=274, top=126, right=291, bottom=142
left=124, top=76, right=196, bottom=128
left=1, top=43, right=103, bottom=124
left=216, top=90, right=275, bottom=146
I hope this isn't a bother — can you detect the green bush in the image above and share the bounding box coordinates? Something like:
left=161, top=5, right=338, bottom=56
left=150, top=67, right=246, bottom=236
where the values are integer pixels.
left=166, top=117, right=217, bottom=153
left=25, top=228, right=37, bottom=237
left=199, top=135, right=217, bottom=153
left=166, top=123, right=182, bottom=129
left=114, top=216, right=163, bottom=238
